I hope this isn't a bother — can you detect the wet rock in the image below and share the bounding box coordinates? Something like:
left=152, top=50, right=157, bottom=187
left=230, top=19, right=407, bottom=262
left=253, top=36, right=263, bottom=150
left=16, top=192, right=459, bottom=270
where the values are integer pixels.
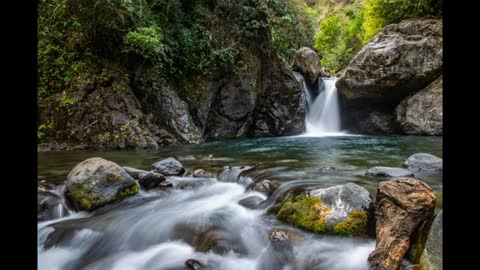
left=217, top=166, right=255, bottom=183
left=247, top=179, right=280, bottom=196
left=276, top=183, right=371, bottom=235
left=171, top=223, right=247, bottom=255
left=66, top=157, right=139, bottom=210
left=238, top=196, right=264, bottom=209
left=158, top=181, right=173, bottom=189
left=257, top=229, right=297, bottom=270
left=404, top=153, right=442, bottom=174
left=292, top=47, right=323, bottom=83
left=191, top=169, right=216, bottom=178
left=318, top=166, right=336, bottom=173
left=153, top=157, right=185, bottom=176
left=396, top=76, right=443, bottom=135
left=408, top=211, right=442, bottom=270
left=368, top=178, right=436, bottom=270
left=366, top=166, right=414, bottom=178
left=123, top=166, right=166, bottom=189
left=38, top=188, right=66, bottom=221
left=185, top=259, right=207, bottom=270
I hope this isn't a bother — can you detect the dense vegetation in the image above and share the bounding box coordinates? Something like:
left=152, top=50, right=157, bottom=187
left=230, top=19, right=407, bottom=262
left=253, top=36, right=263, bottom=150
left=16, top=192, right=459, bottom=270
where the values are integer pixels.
left=313, top=0, right=442, bottom=73
left=38, top=0, right=315, bottom=100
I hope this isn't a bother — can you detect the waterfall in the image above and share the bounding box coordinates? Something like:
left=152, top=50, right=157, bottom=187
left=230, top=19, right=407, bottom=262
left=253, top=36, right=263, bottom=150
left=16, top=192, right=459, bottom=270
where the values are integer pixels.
left=302, top=76, right=345, bottom=136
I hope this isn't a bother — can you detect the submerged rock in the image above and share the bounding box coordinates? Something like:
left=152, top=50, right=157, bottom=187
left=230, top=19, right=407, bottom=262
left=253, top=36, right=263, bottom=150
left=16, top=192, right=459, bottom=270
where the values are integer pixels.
left=396, top=76, right=443, bottom=135
left=185, top=259, right=207, bottom=270
left=292, top=47, right=323, bottom=84
left=152, top=157, right=185, bottom=176
left=238, top=196, right=264, bottom=209
left=247, top=179, right=280, bottom=196
left=366, top=166, right=414, bottom=178
left=66, top=157, right=139, bottom=210
left=38, top=187, right=68, bottom=221
left=257, top=229, right=297, bottom=270
left=404, top=153, right=442, bottom=174
left=276, top=183, right=371, bottom=235
left=368, top=178, right=436, bottom=270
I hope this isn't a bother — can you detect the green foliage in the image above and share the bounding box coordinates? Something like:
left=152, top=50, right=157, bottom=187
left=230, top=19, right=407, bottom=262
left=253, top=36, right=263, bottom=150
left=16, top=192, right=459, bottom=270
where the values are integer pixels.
left=123, top=26, right=164, bottom=61
left=363, top=0, right=442, bottom=42
left=276, top=196, right=331, bottom=234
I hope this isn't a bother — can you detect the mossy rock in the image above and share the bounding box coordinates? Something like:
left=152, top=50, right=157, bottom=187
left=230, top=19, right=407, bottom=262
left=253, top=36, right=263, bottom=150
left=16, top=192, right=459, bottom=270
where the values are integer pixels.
left=66, top=157, right=139, bottom=210
left=276, top=196, right=331, bottom=234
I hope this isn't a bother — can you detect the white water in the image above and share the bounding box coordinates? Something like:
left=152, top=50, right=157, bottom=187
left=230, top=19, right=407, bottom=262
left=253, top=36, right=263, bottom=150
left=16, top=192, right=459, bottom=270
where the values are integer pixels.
left=38, top=176, right=375, bottom=270
left=303, top=77, right=346, bottom=137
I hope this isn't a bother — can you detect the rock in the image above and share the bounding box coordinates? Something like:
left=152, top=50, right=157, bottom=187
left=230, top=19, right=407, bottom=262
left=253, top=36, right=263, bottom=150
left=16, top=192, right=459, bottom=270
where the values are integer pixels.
left=238, top=196, right=264, bottom=209
left=318, top=166, right=336, bottom=173
left=177, top=155, right=196, bottom=161
left=368, top=178, right=436, bottom=270
left=38, top=188, right=66, bottom=221
left=257, top=229, right=297, bottom=270
left=152, top=157, right=185, bottom=176
left=247, top=179, right=280, bottom=196
left=336, top=19, right=442, bottom=134
left=123, top=166, right=166, bottom=189
left=191, top=169, right=216, bottom=178
left=158, top=181, right=173, bottom=189
left=132, top=71, right=203, bottom=144
left=252, top=57, right=307, bottom=136
left=276, top=183, right=371, bottom=235
left=366, top=166, right=414, bottom=178
left=404, top=153, right=442, bottom=174
left=66, top=157, right=139, bottom=210
left=217, top=166, right=255, bottom=183
left=396, top=76, right=443, bottom=135
left=185, top=259, right=207, bottom=270
left=171, top=223, right=247, bottom=255
left=269, top=228, right=304, bottom=243
left=408, top=211, right=442, bottom=270
left=292, top=47, right=323, bottom=83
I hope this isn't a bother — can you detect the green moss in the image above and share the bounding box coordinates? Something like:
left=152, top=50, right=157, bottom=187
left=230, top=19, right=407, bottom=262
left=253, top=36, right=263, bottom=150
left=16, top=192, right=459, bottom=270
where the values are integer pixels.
left=69, top=184, right=96, bottom=210
left=119, top=183, right=139, bottom=198
left=276, top=196, right=331, bottom=234
left=332, top=209, right=368, bottom=235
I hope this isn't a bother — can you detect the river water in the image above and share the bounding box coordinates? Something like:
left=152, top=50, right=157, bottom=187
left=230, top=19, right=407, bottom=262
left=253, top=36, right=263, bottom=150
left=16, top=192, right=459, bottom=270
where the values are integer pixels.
left=38, top=135, right=442, bottom=270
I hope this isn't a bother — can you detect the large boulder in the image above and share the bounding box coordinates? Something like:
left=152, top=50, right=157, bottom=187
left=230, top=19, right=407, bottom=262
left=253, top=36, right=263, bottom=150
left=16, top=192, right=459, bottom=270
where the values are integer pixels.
left=404, top=153, right=442, bottom=174
left=66, top=158, right=139, bottom=210
left=368, top=178, right=436, bottom=270
left=366, top=166, right=414, bottom=178
left=276, top=183, right=371, bottom=235
left=396, top=76, right=443, bottom=135
left=292, top=47, right=323, bottom=84
left=152, top=157, right=185, bottom=176
left=408, top=211, right=443, bottom=270
left=336, top=18, right=442, bottom=134
left=252, top=57, right=307, bottom=136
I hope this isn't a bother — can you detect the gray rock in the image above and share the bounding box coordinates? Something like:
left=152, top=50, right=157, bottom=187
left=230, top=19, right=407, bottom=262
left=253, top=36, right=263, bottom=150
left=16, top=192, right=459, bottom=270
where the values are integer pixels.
left=419, top=211, right=443, bottom=270
left=247, top=179, right=280, bottom=196
left=366, top=166, right=414, bottom=178
left=38, top=188, right=66, bottom=221
left=238, top=196, right=264, bottom=209
left=152, top=157, right=184, bottom=176
left=396, top=76, right=443, bottom=135
left=292, top=47, right=323, bottom=83
left=404, top=153, right=442, bottom=173
left=66, top=158, right=139, bottom=210
left=306, top=183, right=372, bottom=230
left=123, top=166, right=165, bottom=189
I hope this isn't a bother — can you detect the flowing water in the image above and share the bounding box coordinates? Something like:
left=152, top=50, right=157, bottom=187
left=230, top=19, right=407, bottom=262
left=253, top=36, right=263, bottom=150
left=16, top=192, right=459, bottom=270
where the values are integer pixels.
left=303, top=77, right=345, bottom=137
left=38, top=135, right=442, bottom=270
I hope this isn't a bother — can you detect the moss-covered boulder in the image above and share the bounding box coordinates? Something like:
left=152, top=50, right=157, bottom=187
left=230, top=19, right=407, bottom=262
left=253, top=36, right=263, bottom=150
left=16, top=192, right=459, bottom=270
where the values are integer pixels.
left=66, top=157, right=139, bottom=210
left=275, top=183, right=371, bottom=235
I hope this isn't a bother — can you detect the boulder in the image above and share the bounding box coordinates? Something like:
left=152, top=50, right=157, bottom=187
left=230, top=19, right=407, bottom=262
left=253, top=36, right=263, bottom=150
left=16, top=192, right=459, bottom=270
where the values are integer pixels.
left=252, top=57, right=307, bottom=136
left=366, top=166, right=414, bottom=178
left=336, top=18, right=442, bottom=134
left=292, top=47, right=323, bottom=83
left=276, top=183, right=371, bottom=235
left=368, top=178, right=436, bottom=270
left=123, top=166, right=166, bottom=189
left=404, top=153, right=442, bottom=174
left=408, top=211, right=443, bottom=270
left=66, top=158, right=139, bottom=210
left=152, top=157, right=185, bottom=176
left=396, top=76, right=443, bottom=135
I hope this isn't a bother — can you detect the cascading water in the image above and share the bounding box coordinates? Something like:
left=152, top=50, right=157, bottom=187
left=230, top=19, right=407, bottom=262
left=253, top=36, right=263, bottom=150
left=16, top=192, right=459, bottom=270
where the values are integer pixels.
left=302, top=76, right=345, bottom=136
